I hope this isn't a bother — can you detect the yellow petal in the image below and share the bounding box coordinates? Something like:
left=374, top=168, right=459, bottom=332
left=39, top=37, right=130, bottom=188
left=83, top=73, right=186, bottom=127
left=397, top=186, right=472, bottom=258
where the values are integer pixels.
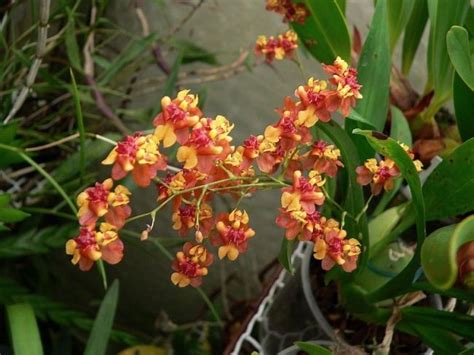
left=102, top=149, right=118, bottom=165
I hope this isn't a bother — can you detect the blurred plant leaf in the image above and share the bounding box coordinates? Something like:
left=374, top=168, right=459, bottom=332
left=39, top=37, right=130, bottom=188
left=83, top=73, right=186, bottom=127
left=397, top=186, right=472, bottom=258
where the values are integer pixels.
left=465, top=6, right=474, bottom=35
left=84, top=280, right=119, bottom=355
left=387, top=0, right=415, bottom=51
left=447, top=26, right=474, bottom=89
left=421, top=215, right=474, bottom=290
left=0, top=193, right=11, bottom=207
left=162, top=50, right=184, bottom=98
left=70, top=68, right=86, bottom=182
left=400, top=321, right=464, bottom=354
left=426, top=0, right=469, bottom=110
left=118, top=345, right=167, bottom=355
left=7, top=303, right=44, bottom=355
left=98, top=33, right=158, bottom=85
left=354, top=129, right=425, bottom=302
left=171, top=39, right=218, bottom=65
left=65, top=8, right=82, bottom=71
left=423, top=138, right=474, bottom=220
left=291, top=0, right=351, bottom=63
left=278, top=238, right=295, bottom=274
left=402, top=0, right=428, bottom=74
left=335, top=0, right=346, bottom=14
left=454, top=72, right=474, bottom=141
left=295, top=341, right=331, bottom=355
left=402, top=306, right=474, bottom=341
left=0, top=208, right=30, bottom=223
left=347, top=110, right=376, bottom=129
left=0, top=223, right=77, bottom=258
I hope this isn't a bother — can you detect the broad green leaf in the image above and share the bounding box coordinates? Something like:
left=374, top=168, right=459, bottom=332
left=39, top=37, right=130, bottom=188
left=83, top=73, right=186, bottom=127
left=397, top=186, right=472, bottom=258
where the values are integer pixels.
left=84, top=280, right=119, bottom=355
left=354, top=0, right=391, bottom=132
left=390, top=106, right=412, bottom=146
left=454, top=71, right=474, bottom=141
left=401, top=0, right=428, bottom=74
left=335, top=0, right=346, bottom=14
left=423, top=138, right=474, bottom=220
left=465, top=6, right=474, bottom=36
left=347, top=110, right=376, bottom=129
left=98, top=33, right=158, bottom=85
left=368, top=203, right=407, bottom=255
left=354, top=129, right=426, bottom=302
left=421, top=215, right=474, bottom=290
left=278, top=238, right=295, bottom=274
left=291, top=0, right=351, bottom=63
left=412, top=281, right=474, bottom=302
left=0, top=207, right=30, bottom=223
left=399, top=321, right=464, bottom=354
left=447, top=26, right=474, bottom=90
left=402, top=306, right=474, bottom=341
left=426, top=0, right=469, bottom=110
left=387, top=0, right=415, bottom=51
left=295, top=341, right=331, bottom=355
left=6, top=303, right=44, bottom=355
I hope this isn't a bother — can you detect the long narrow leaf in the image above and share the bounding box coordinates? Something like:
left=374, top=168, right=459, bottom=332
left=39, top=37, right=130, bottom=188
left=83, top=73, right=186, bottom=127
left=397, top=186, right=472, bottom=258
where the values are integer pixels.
left=387, top=0, right=415, bottom=51
left=401, top=0, right=428, bottom=74
left=454, top=72, right=474, bottom=141
left=70, top=69, right=86, bottom=182
left=7, top=303, right=44, bottom=355
left=291, top=0, right=351, bottom=63
left=447, top=26, right=474, bottom=89
left=84, top=280, right=119, bottom=355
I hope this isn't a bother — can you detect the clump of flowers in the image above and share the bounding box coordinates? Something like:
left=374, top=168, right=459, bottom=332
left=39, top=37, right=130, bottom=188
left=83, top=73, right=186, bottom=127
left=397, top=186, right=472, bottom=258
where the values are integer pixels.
left=356, top=144, right=423, bottom=195
left=265, top=0, right=309, bottom=24
left=67, top=57, right=424, bottom=288
left=255, top=30, right=298, bottom=63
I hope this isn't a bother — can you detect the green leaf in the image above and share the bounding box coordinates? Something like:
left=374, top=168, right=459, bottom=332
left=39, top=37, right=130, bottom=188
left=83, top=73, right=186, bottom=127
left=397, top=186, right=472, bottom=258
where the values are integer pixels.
left=387, top=0, right=415, bottom=51
left=347, top=110, right=376, bottom=129
left=172, top=39, right=218, bottom=65
left=6, top=303, right=44, bottom=355
left=427, top=0, right=469, bottom=108
left=412, top=280, right=474, bottom=302
left=0, top=193, right=11, bottom=207
left=0, top=207, right=30, bottom=223
left=390, top=106, right=412, bottom=146
left=65, top=8, right=82, bottom=71
left=421, top=215, right=474, bottom=290
left=295, top=341, right=331, bottom=355
left=162, top=50, right=184, bottom=98
left=278, top=238, right=295, bottom=274
left=353, top=129, right=426, bottom=302
left=399, top=321, right=464, bottom=354
left=402, top=0, right=428, bottom=74
left=454, top=71, right=474, bottom=142
left=354, top=0, right=391, bottom=132
left=402, top=306, right=474, bottom=341
left=335, top=0, right=346, bottom=14
left=84, top=280, right=119, bottom=355
left=291, top=0, right=351, bottom=63
left=423, top=138, right=474, bottom=220
left=447, top=26, right=474, bottom=89
left=70, top=68, right=86, bottom=183
left=98, top=33, right=158, bottom=85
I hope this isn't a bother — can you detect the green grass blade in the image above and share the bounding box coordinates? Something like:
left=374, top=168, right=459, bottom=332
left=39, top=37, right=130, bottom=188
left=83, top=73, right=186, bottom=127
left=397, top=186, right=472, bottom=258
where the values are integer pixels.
left=454, top=72, right=474, bottom=141
left=401, top=0, right=428, bottom=74
left=69, top=68, right=86, bottom=183
left=84, top=279, right=119, bottom=355
left=6, top=303, right=44, bottom=355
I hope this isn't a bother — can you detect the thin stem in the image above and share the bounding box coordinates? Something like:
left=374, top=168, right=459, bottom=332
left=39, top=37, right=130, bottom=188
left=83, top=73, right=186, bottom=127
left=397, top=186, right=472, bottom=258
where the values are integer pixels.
left=356, top=194, right=374, bottom=223
left=0, top=143, right=77, bottom=214
left=195, top=287, right=223, bottom=327
left=320, top=186, right=347, bottom=216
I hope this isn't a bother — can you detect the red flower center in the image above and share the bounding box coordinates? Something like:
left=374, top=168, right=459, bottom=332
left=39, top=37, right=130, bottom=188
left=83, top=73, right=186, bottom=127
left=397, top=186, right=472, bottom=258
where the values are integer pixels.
left=328, top=236, right=344, bottom=255
left=166, top=103, right=187, bottom=123
left=243, top=135, right=259, bottom=150
left=179, top=205, right=196, bottom=219
left=116, top=134, right=140, bottom=156
left=189, top=128, right=211, bottom=148
left=86, top=183, right=109, bottom=203
left=75, top=228, right=97, bottom=248
left=298, top=177, right=314, bottom=193
left=179, top=259, right=198, bottom=277
left=226, top=228, right=246, bottom=245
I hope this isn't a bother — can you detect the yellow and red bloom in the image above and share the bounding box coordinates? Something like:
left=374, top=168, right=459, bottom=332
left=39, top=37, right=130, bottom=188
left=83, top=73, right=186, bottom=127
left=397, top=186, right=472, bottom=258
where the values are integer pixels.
left=305, top=140, right=344, bottom=177
left=356, top=158, right=400, bottom=196
left=105, top=185, right=132, bottom=229
left=313, top=226, right=361, bottom=272
left=295, top=77, right=331, bottom=124
left=281, top=170, right=325, bottom=214
left=177, top=117, right=232, bottom=173
left=323, top=57, right=363, bottom=117
left=77, top=178, right=113, bottom=227
left=153, top=90, right=202, bottom=147
left=255, top=30, right=298, bottom=63
left=265, top=0, right=309, bottom=24
left=102, top=133, right=167, bottom=187
left=172, top=202, right=213, bottom=237
left=211, top=210, right=255, bottom=261
left=65, top=223, right=124, bottom=271
left=171, top=242, right=213, bottom=287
